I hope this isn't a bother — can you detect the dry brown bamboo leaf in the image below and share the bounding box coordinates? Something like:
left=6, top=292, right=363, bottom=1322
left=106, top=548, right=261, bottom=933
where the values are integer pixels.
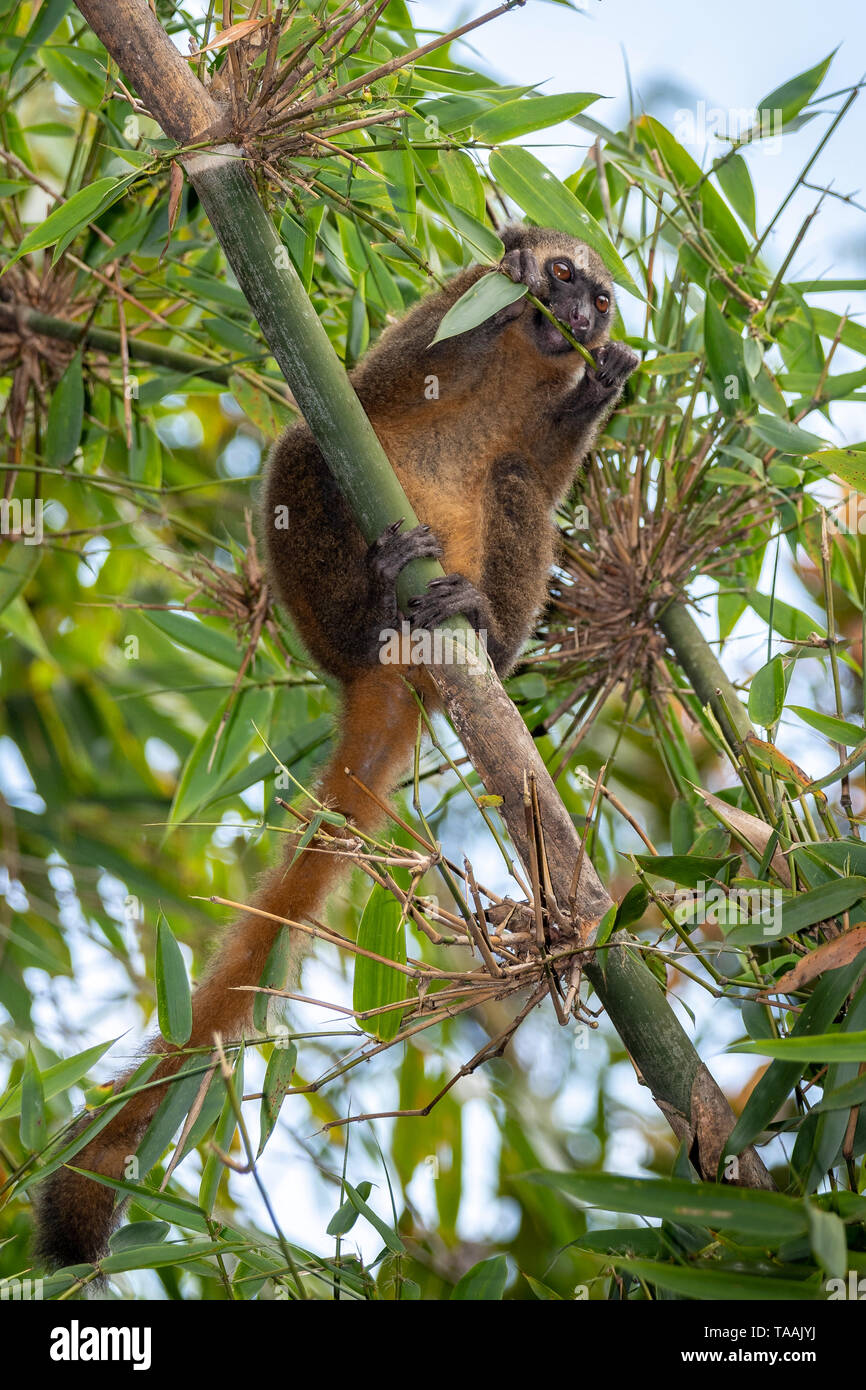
left=691, top=785, right=792, bottom=886
left=187, top=16, right=267, bottom=57
left=766, top=926, right=866, bottom=995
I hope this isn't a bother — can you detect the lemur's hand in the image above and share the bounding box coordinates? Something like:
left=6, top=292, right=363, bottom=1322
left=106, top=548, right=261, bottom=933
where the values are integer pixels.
left=581, top=341, right=640, bottom=404
left=493, top=246, right=548, bottom=326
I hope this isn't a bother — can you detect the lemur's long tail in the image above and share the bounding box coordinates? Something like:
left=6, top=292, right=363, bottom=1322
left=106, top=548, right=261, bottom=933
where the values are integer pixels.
left=33, top=667, right=420, bottom=1271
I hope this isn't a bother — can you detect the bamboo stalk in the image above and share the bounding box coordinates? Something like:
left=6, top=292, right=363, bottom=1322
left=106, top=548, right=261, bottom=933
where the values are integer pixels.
left=657, top=598, right=755, bottom=748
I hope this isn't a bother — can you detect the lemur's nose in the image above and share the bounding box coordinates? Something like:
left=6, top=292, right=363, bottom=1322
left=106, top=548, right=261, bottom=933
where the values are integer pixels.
left=570, top=306, right=590, bottom=331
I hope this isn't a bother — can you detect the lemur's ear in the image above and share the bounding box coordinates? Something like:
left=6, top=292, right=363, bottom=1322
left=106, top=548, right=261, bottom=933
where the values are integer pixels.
left=500, top=224, right=526, bottom=252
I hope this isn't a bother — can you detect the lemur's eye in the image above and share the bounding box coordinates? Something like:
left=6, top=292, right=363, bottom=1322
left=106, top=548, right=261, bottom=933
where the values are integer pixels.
left=551, top=260, right=573, bottom=282
left=595, top=293, right=610, bottom=313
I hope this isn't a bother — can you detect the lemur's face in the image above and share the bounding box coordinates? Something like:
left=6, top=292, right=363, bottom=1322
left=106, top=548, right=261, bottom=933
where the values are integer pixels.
left=535, top=253, right=614, bottom=356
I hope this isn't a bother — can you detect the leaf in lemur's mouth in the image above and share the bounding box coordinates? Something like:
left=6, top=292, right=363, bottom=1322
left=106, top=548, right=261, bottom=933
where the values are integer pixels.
left=428, top=272, right=527, bottom=346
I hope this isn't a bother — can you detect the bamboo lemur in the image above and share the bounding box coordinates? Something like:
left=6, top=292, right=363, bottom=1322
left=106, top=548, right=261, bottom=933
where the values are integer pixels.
left=34, top=225, right=638, bottom=1271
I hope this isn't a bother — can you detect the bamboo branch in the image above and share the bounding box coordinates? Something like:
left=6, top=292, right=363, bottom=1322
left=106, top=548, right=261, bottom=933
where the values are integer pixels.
left=0, top=301, right=241, bottom=384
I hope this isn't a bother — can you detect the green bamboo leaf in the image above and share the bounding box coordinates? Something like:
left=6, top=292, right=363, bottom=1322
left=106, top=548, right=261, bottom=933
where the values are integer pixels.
left=808, top=308, right=866, bottom=358
left=108, top=1220, right=170, bottom=1253
left=200, top=717, right=330, bottom=811
left=378, top=142, right=417, bottom=240
left=807, top=1205, right=847, bottom=1280
left=141, top=608, right=246, bottom=670
left=792, top=976, right=866, bottom=1193
left=783, top=369, right=866, bottom=401
left=636, top=116, right=749, bottom=264
left=809, top=447, right=866, bottom=491
left=38, top=44, right=105, bottom=109
left=135, top=1057, right=208, bottom=1177
left=0, top=544, right=43, bottom=618
left=10, top=0, right=70, bottom=73
left=489, top=146, right=640, bottom=296
left=522, top=1171, right=811, bottom=1239
left=200, top=1046, right=243, bottom=1215
left=129, top=418, right=163, bottom=487
left=1, top=593, right=56, bottom=662
left=632, top=853, right=738, bottom=888
left=429, top=271, right=525, bottom=345
left=615, top=885, right=648, bottom=930
left=751, top=413, right=825, bottom=456
left=640, top=350, right=701, bottom=375
left=746, top=589, right=825, bottom=641
left=811, top=1072, right=866, bottom=1113
left=19, top=1047, right=45, bottom=1151
left=253, top=927, right=293, bottom=1034
left=343, top=1180, right=405, bottom=1253
left=155, top=913, right=192, bottom=1046
left=748, top=656, right=786, bottom=727
left=175, top=1071, right=228, bottom=1162
left=781, top=878, right=866, bottom=936
left=714, top=153, right=756, bottom=232
left=416, top=95, right=492, bottom=135
left=473, top=92, right=600, bottom=143
left=744, top=337, right=763, bottom=379
left=347, top=286, right=369, bottom=365
left=789, top=706, right=864, bottom=746
left=758, top=52, right=835, bottom=126
left=0, top=1037, right=116, bottom=1120
left=167, top=685, right=273, bottom=831
left=101, top=1238, right=249, bottom=1274
left=610, top=1258, right=818, bottom=1301
left=704, top=289, right=748, bottom=417
left=732, top=1032, right=866, bottom=1062
left=439, top=200, right=504, bottom=263
left=793, top=279, right=866, bottom=294
left=438, top=149, right=485, bottom=220
left=451, top=1254, right=508, bottom=1300
left=326, top=1179, right=373, bottom=1237
left=800, top=841, right=866, bottom=876
left=257, top=1041, right=297, bottom=1156
left=44, top=351, right=83, bottom=467
left=725, top=955, right=866, bottom=1160
left=363, top=242, right=404, bottom=318
left=575, top=1227, right=663, bottom=1256
left=523, top=1273, right=563, bottom=1300
left=5, top=176, right=129, bottom=270
left=352, top=885, right=410, bottom=1040
left=65, top=1165, right=210, bottom=1233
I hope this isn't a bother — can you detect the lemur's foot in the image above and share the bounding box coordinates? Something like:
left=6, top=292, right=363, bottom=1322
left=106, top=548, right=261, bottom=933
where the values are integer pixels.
left=367, top=520, right=442, bottom=585
left=408, top=573, right=490, bottom=633
left=591, top=341, right=640, bottom=394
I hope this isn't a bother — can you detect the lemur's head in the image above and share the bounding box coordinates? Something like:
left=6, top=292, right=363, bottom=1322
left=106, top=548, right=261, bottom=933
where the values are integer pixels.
left=501, top=225, right=615, bottom=356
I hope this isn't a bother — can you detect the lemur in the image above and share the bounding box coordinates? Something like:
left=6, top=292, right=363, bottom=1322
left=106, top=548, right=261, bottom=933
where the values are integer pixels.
left=34, top=224, right=638, bottom=1270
